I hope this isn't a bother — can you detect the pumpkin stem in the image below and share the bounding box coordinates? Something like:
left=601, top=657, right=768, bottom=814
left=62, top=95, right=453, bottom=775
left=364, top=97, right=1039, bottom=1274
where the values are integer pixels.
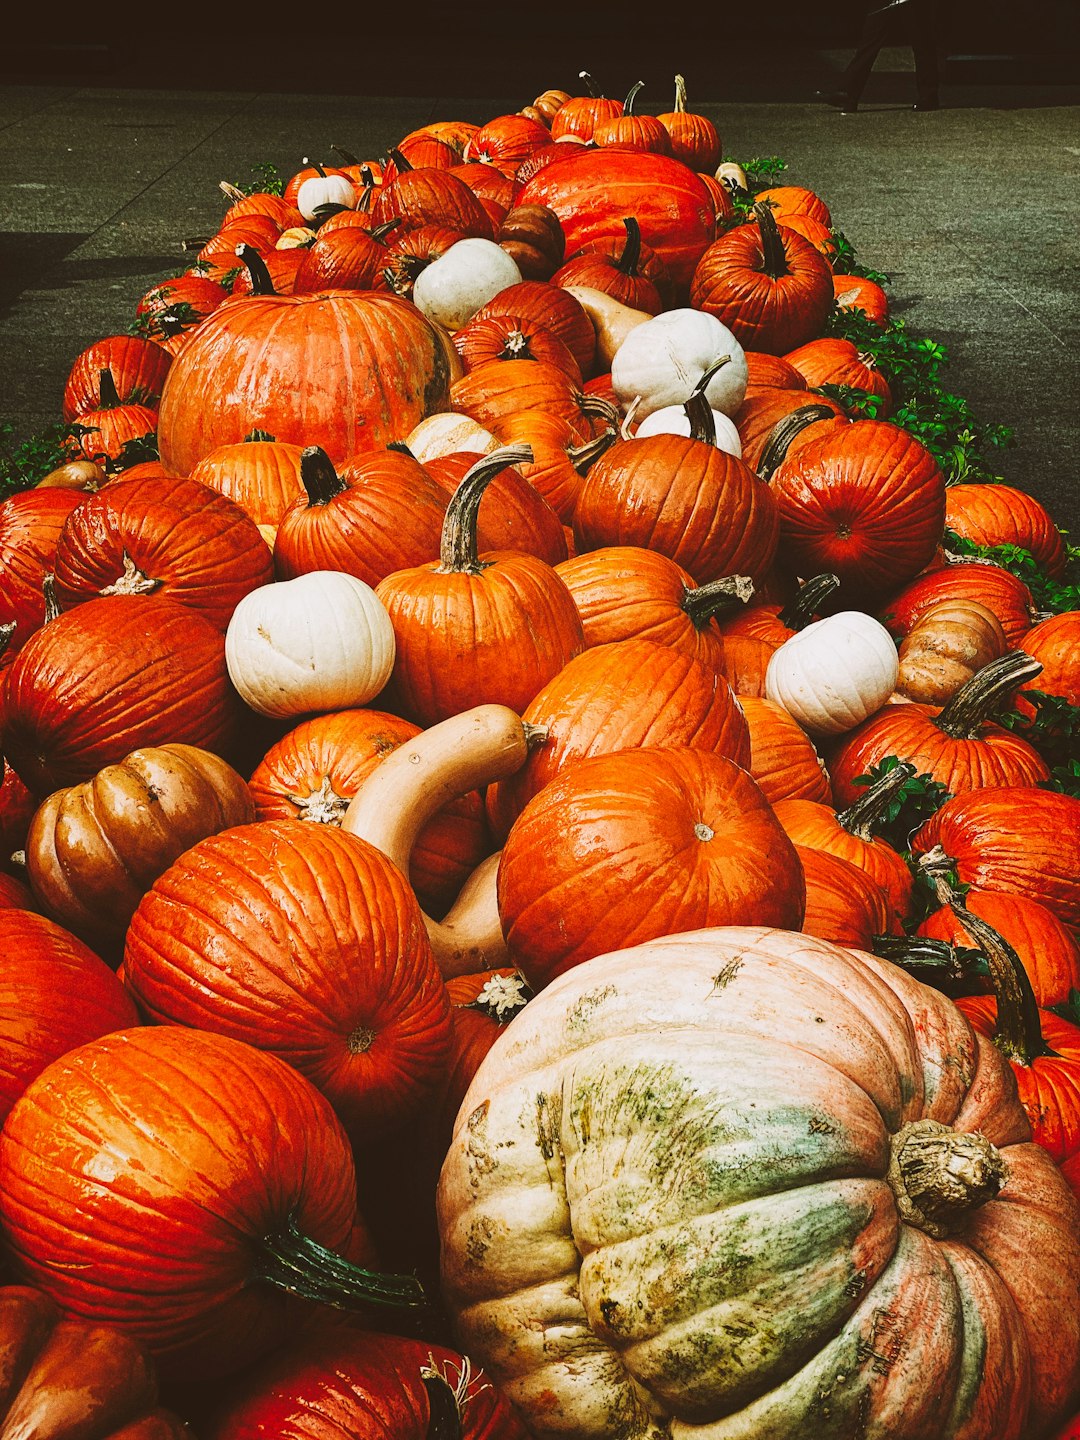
left=580, top=395, right=621, bottom=429
left=871, top=933, right=984, bottom=986
left=837, top=759, right=916, bottom=840
left=681, top=575, right=755, bottom=628
left=622, top=81, right=644, bottom=114
left=235, top=243, right=277, bottom=296
left=757, top=404, right=843, bottom=481
left=0, top=622, right=16, bottom=659
left=887, top=1118, right=1006, bottom=1239
left=288, top=774, right=349, bottom=826
left=497, top=329, right=537, bottom=362
left=438, top=445, right=534, bottom=574
left=97, top=368, right=122, bottom=409
left=254, top=1213, right=430, bottom=1314
left=42, top=573, right=61, bottom=624
left=755, top=202, right=790, bottom=281
left=332, top=144, right=361, bottom=166
left=568, top=428, right=618, bottom=475
left=299, top=446, right=348, bottom=506
left=99, top=551, right=161, bottom=598
left=616, top=217, right=643, bottom=277
left=935, top=651, right=1043, bottom=739
left=388, top=147, right=414, bottom=174
left=219, top=180, right=246, bottom=204
left=685, top=356, right=731, bottom=445
left=358, top=166, right=378, bottom=212
left=422, top=1371, right=464, bottom=1440
left=386, top=441, right=416, bottom=458
left=778, top=572, right=841, bottom=630
left=673, top=74, right=688, bottom=113
left=579, top=71, right=603, bottom=98
left=917, top=847, right=1051, bottom=1064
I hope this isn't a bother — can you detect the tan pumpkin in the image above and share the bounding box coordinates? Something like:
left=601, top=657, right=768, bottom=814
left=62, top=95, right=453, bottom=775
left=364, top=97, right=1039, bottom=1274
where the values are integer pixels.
left=897, top=598, right=1008, bottom=704
left=26, top=743, right=254, bottom=953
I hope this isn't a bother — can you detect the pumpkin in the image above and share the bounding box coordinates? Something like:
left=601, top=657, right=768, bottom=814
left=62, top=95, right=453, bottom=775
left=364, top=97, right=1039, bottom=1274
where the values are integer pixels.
left=438, top=924, right=1080, bottom=1439
left=782, top=336, right=892, bottom=414
left=610, top=307, right=747, bottom=419
left=1014, top=610, right=1080, bottom=711
left=829, top=651, right=1050, bottom=805
left=756, top=185, right=832, bottom=228
left=896, top=598, right=1008, bottom=704
left=51, top=473, right=274, bottom=630
left=224, top=571, right=396, bottom=720
left=156, top=290, right=454, bottom=475
left=248, top=707, right=492, bottom=918
left=25, top=743, right=254, bottom=953
left=1, top=594, right=240, bottom=796
left=498, top=746, right=805, bottom=990
left=473, top=280, right=596, bottom=379
left=549, top=75, right=623, bottom=142
left=736, top=694, right=833, bottom=805
left=411, top=238, right=522, bottom=331
left=487, top=410, right=613, bottom=524
left=123, top=818, right=452, bottom=1144
left=591, top=82, right=673, bottom=157
left=764, top=610, right=899, bottom=736
left=421, top=446, right=569, bottom=566
left=381, top=222, right=469, bottom=301
left=734, top=389, right=847, bottom=474
left=62, top=334, right=173, bottom=422
left=484, top=638, right=752, bottom=840
left=0, top=908, right=136, bottom=1124
left=832, top=273, right=889, bottom=326
left=690, top=203, right=835, bottom=354
left=452, top=312, right=582, bottom=382
left=944, top=483, right=1067, bottom=578
left=0, top=1026, right=427, bottom=1381
left=203, top=1327, right=529, bottom=1440
left=371, top=163, right=494, bottom=240
left=911, top=787, right=1080, bottom=931
left=771, top=420, right=947, bottom=606
left=374, top=447, right=585, bottom=726
left=797, top=843, right=895, bottom=948
left=496, top=202, right=566, bottom=280
left=0, top=488, right=83, bottom=655
left=0, top=1284, right=189, bottom=1438
left=552, top=217, right=666, bottom=315
left=292, top=222, right=397, bottom=293
left=879, top=560, right=1037, bottom=649
left=189, top=438, right=306, bottom=532
left=655, top=74, right=721, bottom=172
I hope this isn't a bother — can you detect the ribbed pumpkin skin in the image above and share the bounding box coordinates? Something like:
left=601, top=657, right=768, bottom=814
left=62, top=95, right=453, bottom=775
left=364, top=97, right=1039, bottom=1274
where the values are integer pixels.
left=422, top=449, right=568, bottom=566
left=828, top=703, right=1050, bottom=806
left=248, top=708, right=492, bottom=917
left=572, top=433, right=780, bottom=587
left=474, top=281, right=596, bottom=380
left=123, top=820, right=453, bottom=1142
left=25, top=743, right=255, bottom=951
left=737, top=694, right=832, bottom=805
left=771, top=421, right=947, bottom=604
left=912, top=788, right=1080, bottom=931
left=52, top=475, right=274, bottom=630
left=690, top=220, right=834, bottom=354
left=0, top=595, right=240, bottom=796
left=62, top=334, right=173, bottom=421
left=189, top=441, right=305, bottom=530
left=879, top=561, right=1036, bottom=648
left=371, top=167, right=494, bottom=239
left=0, top=489, right=83, bottom=654
left=156, top=292, right=453, bottom=475
left=485, top=639, right=751, bottom=838
left=204, top=1328, right=530, bottom=1440
left=782, top=337, right=892, bottom=413
left=1018, top=611, right=1080, bottom=710
left=0, top=1026, right=371, bottom=1381
left=517, top=148, right=716, bottom=294
left=438, top=926, right=1080, bottom=1439
left=772, top=795, right=913, bottom=928
left=945, top=483, right=1067, bottom=579
left=796, top=844, right=893, bottom=949
left=918, top=890, right=1080, bottom=1009
left=499, top=748, right=805, bottom=989
left=0, top=910, right=136, bottom=1125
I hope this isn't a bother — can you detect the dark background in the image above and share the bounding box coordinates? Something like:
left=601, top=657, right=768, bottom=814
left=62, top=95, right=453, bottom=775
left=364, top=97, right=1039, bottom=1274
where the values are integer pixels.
left=4, top=2, right=1079, bottom=97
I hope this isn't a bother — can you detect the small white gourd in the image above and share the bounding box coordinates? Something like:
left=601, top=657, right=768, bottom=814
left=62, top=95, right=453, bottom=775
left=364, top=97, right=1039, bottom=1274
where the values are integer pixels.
left=295, top=170, right=358, bottom=221
left=633, top=404, right=743, bottom=457
left=610, top=309, right=748, bottom=419
left=765, top=611, right=899, bottom=736
left=411, top=239, right=522, bottom=332
left=225, top=571, right=395, bottom=719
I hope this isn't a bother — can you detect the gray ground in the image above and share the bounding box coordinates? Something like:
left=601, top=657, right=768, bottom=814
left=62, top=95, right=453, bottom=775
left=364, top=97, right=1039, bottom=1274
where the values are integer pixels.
left=2, top=55, right=1078, bottom=535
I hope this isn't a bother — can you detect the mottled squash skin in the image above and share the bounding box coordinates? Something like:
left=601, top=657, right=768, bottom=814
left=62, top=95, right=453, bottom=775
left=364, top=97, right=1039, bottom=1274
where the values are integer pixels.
left=438, top=926, right=1080, bottom=1440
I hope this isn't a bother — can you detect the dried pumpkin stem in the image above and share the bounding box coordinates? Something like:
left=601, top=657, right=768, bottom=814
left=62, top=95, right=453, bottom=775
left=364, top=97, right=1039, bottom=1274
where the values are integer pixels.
left=568, top=428, right=618, bottom=475
left=684, top=355, right=731, bottom=445
left=673, top=74, right=688, bottom=113
left=837, top=760, right=916, bottom=840
left=254, top=1213, right=430, bottom=1313
left=617, top=217, right=643, bottom=277
left=935, top=650, right=1043, bottom=739
left=887, top=1118, right=1006, bottom=1238
left=755, top=201, right=790, bottom=280
left=299, top=446, right=347, bottom=506
left=681, top=574, right=755, bottom=628
left=757, top=404, right=843, bottom=481
left=778, top=572, right=841, bottom=630
left=438, top=445, right=534, bottom=574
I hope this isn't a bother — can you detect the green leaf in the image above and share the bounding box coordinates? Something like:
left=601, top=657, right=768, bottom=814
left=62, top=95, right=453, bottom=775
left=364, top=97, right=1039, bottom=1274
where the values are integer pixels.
left=0, top=421, right=82, bottom=499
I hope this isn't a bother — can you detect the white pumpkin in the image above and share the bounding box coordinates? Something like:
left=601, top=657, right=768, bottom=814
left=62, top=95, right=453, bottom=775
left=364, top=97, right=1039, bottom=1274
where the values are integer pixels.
left=406, top=411, right=498, bottom=462
left=224, top=571, right=395, bottom=719
left=633, top=403, right=743, bottom=457
left=610, top=309, right=748, bottom=420
left=295, top=170, right=358, bottom=220
left=765, top=610, right=899, bottom=736
left=411, top=238, right=522, bottom=332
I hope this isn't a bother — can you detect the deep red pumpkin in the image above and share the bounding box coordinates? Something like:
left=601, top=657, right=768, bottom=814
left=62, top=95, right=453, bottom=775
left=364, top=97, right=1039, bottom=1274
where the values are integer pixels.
left=0, top=1026, right=422, bottom=1381
left=156, top=291, right=454, bottom=475
left=62, top=334, right=173, bottom=422
left=0, top=488, right=84, bottom=655
left=0, top=594, right=240, bottom=795
left=123, top=820, right=453, bottom=1144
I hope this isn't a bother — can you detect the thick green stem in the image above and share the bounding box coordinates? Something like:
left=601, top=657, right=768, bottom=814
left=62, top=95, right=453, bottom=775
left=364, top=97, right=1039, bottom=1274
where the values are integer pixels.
left=439, top=445, right=534, bottom=573
left=935, top=651, right=1043, bottom=739
left=918, top=847, right=1051, bottom=1064
left=778, top=572, right=841, bottom=630
left=872, top=934, right=984, bottom=986
left=235, top=243, right=277, bottom=296
left=579, top=70, right=602, bottom=98
left=682, top=575, right=755, bottom=628
left=253, top=1213, right=429, bottom=1313
left=755, top=201, right=790, bottom=281
left=616, top=217, right=643, bottom=277
left=837, top=760, right=916, bottom=840
left=97, top=369, right=122, bottom=409
left=622, top=80, right=644, bottom=114
left=300, top=446, right=347, bottom=506
left=757, top=404, right=842, bottom=481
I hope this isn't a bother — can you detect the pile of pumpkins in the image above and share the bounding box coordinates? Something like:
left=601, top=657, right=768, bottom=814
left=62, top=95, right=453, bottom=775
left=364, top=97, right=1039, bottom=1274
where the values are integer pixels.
left=0, top=75, right=1078, bottom=1440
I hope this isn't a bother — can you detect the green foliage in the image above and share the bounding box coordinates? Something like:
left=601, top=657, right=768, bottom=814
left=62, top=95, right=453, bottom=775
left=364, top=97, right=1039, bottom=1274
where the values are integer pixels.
left=0, top=420, right=79, bottom=499
left=243, top=429, right=277, bottom=443
left=228, top=162, right=286, bottom=197
left=942, top=530, right=1080, bottom=615
left=850, top=755, right=952, bottom=854
left=822, top=305, right=1015, bottom=485
left=827, top=228, right=889, bottom=286
left=1051, top=989, right=1080, bottom=1027
left=998, top=691, right=1080, bottom=799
